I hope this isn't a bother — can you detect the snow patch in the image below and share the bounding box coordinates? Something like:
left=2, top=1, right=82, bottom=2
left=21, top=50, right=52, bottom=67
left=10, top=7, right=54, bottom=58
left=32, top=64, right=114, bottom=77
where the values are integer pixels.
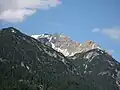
left=54, top=47, right=70, bottom=56
left=117, top=71, right=120, bottom=80
left=49, top=37, right=52, bottom=42
left=107, top=60, right=115, bottom=66
left=12, top=66, right=15, bottom=69
left=43, top=48, right=57, bottom=58
left=83, top=64, right=85, bottom=66
left=11, top=29, right=16, bottom=33
left=85, top=52, right=94, bottom=59
left=0, top=58, right=7, bottom=62
left=112, top=74, right=115, bottom=78
left=84, top=52, right=99, bottom=63
left=31, top=35, right=41, bottom=39
left=116, top=81, right=120, bottom=88
left=21, top=62, right=25, bottom=67
left=62, top=59, right=65, bottom=63
left=100, top=50, right=104, bottom=54
left=51, top=43, right=55, bottom=48
left=26, top=66, right=30, bottom=70
left=97, top=71, right=109, bottom=76
left=85, top=64, right=88, bottom=69
left=19, top=79, right=23, bottom=82
left=92, top=44, right=95, bottom=49
left=84, top=70, right=86, bottom=74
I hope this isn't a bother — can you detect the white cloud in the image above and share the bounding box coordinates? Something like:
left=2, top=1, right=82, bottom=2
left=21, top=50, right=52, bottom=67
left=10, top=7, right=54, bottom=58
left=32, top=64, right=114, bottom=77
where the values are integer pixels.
left=0, top=0, right=61, bottom=23
left=102, top=28, right=120, bottom=40
left=92, top=28, right=100, bottom=32
left=92, top=27, right=120, bottom=40
left=108, top=50, right=115, bottom=53
left=0, top=9, right=36, bottom=23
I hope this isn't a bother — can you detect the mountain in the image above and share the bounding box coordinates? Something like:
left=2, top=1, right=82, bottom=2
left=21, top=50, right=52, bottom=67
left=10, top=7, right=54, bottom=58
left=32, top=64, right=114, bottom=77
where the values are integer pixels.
left=69, top=48, right=120, bottom=90
left=0, top=27, right=120, bottom=90
left=31, top=34, right=101, bottom=56
left=0, top=27, right=75, bottom=90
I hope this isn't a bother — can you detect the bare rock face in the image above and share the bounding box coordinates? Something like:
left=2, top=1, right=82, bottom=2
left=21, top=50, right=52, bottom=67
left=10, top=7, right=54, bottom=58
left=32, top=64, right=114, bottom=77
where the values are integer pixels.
left=31, top=34, right=101, bottom=56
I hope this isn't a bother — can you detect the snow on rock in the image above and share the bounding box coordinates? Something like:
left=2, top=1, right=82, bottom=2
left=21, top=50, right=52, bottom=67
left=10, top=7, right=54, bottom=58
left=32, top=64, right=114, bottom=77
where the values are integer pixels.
left=31, top=34, right=104, bottom=57
left=97, top=71, right=110, bottom=76
left=116, top=80, right=120, bottom=89
left=107, top=59, right=115, bottom=66
left=31, top=35, right=41, bottom=39
left=21, top=62, right=25, bottom=67
left=26, top=66, right=30, bottom=70
left=11, top=29, right=16, bottom=33
left=85, top=64, right=88, bottom=70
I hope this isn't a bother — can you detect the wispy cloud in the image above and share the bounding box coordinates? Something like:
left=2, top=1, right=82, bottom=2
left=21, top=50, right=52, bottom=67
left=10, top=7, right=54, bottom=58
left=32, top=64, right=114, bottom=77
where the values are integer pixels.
left=0, top=0, right=61, bottom=23
left=92, top=27, right=120, bottom=40
left=92, top=28, right=100, bottom=32
left=107, top=49, right=115, bottom=54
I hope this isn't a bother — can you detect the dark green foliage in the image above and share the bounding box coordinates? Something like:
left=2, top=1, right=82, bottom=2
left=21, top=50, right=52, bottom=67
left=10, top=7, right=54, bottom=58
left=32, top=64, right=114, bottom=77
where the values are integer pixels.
left=0, top=27, right=120, bottom=90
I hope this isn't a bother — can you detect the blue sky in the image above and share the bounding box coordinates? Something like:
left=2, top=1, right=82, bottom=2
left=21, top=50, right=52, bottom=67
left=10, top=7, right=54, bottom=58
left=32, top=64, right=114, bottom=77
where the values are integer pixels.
left=0, top=0, right=120, bottom=61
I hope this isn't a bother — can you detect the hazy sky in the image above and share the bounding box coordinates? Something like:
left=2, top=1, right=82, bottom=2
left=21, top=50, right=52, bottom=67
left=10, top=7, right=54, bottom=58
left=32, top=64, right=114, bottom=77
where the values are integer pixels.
left=0, top=0, right=120, bottom=61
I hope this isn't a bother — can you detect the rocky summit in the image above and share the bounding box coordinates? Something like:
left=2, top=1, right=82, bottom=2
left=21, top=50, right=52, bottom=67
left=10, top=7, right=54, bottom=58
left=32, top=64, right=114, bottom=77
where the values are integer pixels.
left=31, top=34, right=101, bottom=56
left=0, top=27, right=120, bottom=90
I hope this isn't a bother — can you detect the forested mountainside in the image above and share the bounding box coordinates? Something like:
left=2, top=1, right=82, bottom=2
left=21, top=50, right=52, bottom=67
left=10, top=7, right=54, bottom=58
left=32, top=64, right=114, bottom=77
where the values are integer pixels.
left=0, top=27, right=120, bottom=90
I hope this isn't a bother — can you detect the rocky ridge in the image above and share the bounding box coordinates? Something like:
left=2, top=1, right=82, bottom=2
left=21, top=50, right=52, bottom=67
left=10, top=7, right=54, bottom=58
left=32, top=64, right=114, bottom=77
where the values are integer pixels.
left=31, top=34, right=101, bottom=56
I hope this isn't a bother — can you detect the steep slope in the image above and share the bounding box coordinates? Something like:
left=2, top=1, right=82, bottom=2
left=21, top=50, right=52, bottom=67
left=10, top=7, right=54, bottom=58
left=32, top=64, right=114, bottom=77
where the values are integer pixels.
left=31, top=34, right=100, bottom=56
left=69, top=49, right=120, bottom=90
left=0, top=27, right=77, bottom=90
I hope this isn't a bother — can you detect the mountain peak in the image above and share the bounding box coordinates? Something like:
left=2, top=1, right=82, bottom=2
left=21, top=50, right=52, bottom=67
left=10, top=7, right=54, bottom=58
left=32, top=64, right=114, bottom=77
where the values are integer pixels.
left=84, top=40, right=94, bottom=44
left=0, top=27, right=20, bottom=34
left=82, top=40, right=100, bottom=49
left=31, top=33, right=101, bottom=56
